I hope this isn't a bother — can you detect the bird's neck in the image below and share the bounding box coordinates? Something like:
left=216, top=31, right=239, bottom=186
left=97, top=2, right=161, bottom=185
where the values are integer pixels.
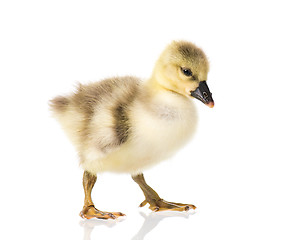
left=143, top=76, right=193, bottom=113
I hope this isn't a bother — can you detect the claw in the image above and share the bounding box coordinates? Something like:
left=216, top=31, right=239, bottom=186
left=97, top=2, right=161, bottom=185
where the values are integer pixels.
left=153, top=206, right=160, bottom=212
left=139, top=200, right=148, bottom=207
left=117, top=212, right=126, bottom=216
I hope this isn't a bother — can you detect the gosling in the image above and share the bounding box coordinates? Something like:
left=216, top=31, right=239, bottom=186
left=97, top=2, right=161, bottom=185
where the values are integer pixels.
left=50, top=40, right=214, bottom=219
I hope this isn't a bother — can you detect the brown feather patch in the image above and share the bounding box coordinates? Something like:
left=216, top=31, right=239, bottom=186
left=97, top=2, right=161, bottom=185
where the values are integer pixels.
left=49, top=96, right=70, bottom=112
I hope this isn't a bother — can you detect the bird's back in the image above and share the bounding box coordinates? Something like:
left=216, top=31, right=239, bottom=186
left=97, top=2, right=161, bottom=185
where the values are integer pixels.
left=50, top=76, right=141, bottom=158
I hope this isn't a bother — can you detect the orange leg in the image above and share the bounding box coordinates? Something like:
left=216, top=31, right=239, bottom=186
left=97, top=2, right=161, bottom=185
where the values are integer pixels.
left=132, top=173, right=196, bottom=212
left=79, top=171, right=125, bottom=220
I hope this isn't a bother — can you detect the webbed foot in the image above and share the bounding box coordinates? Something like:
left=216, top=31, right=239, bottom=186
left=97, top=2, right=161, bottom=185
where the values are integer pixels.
left=139, top=199, right=196, bottom=212
left=80, top=205, right=125, bottom=220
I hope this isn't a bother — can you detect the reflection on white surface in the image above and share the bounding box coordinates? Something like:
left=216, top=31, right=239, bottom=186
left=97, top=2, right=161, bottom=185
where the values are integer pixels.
left=80, top=217, right=124, bottom=240
left=80, top=211, right=195, bottom=240
left=132, top=211, right=195, bottom=240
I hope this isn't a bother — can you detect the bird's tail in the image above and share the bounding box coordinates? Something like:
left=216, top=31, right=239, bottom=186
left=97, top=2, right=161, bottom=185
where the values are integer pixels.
left=49, top=95, right=70, bottom=113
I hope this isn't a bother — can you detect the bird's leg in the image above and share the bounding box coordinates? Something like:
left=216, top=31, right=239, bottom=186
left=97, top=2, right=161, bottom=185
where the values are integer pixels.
left=132, top=173, right=196, bottom=212
left=79, top=171, right=125, bottom=220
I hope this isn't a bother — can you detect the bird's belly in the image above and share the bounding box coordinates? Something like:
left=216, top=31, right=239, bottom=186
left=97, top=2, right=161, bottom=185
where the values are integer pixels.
left=101, top=112, right=197, bottom=174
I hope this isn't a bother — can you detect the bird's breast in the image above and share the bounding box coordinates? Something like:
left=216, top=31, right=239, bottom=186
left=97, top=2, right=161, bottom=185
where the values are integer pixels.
left=99, top=93, right=198, bottom=174
left=127, top=98, right=198, bottom=167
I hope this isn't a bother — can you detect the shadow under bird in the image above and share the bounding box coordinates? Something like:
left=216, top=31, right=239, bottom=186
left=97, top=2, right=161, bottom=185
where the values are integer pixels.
left=50, top=40, right=214, bottom=219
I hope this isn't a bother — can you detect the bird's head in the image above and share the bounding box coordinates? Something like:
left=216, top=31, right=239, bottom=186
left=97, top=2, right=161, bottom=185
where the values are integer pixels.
left=152, top=40, right=214, bottom=108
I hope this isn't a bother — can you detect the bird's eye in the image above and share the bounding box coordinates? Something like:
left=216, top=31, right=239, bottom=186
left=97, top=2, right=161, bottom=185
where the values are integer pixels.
left=181, top=67, right=193, bottom=77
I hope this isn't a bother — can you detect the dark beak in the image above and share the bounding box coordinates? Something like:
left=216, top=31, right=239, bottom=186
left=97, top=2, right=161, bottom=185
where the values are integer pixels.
left=190, top=81, right=214, bottom=108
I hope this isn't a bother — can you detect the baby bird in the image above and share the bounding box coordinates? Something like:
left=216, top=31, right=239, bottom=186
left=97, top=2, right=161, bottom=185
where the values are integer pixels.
left=50, top=40, right=214, bottom=220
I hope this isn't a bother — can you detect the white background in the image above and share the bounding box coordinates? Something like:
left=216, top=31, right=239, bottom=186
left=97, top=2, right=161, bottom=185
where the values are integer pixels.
left=1, top=0, right=301, bottom=239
